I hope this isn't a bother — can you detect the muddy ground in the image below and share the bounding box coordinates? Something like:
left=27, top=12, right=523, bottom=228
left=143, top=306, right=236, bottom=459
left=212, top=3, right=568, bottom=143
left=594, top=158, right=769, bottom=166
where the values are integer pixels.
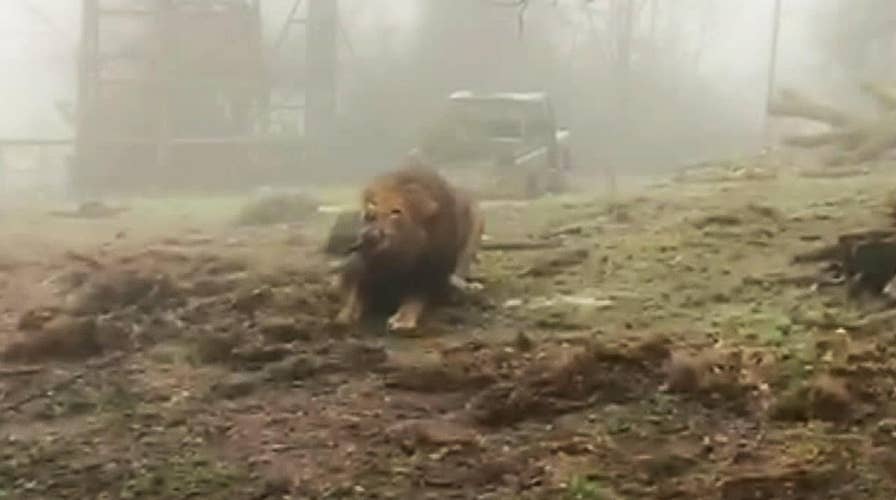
left=3, top=158, right=896, bottom=499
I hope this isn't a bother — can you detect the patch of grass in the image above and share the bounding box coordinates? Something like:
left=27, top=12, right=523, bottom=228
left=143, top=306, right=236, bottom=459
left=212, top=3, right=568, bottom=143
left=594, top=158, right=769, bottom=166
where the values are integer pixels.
left=95, top=380, right=141, bottom=414
left=35, top=391, right=96, bottom=420
left=120, top=450, right=248, bottom=499
left=566, top=476, right=617, bottom=500
left=146, top=343, right=186, bottom=365
left=755, top=317, right=791, bottom=347
left=774, top=344, right=816, bottom=389
left=0, top=460, right=15, bottom=497
left=605, top=415, right=633, bottom=435
left=31, top=376, right=142, bottom=424
left=126, top=195, right=248, bottom=227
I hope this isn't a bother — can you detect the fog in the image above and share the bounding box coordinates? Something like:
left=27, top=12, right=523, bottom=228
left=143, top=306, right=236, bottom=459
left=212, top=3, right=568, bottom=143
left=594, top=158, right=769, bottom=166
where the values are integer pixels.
left=0, top=2, right=79, bottom=138
left=5, top=5, right=896, bottom=498
left=1, top=0, right=893, bottom=193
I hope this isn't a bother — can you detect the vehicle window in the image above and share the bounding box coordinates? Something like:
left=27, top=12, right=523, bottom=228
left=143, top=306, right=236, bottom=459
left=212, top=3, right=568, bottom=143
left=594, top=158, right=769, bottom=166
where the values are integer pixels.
left=481, top=118, right=523, bottom=139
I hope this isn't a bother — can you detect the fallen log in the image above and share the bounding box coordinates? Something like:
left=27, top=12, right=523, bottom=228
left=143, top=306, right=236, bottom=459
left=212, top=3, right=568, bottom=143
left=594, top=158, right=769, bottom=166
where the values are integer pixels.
left=860, top=81, right=896, bottom=110
left=768, top=89, right=853, bottom=127
left=769, top=83, right=896, bottom=166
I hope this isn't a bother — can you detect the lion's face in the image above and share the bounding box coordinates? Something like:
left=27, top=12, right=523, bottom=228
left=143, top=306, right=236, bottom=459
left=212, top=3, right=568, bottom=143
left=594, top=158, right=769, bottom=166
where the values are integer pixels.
left=358, top=184, right=438, bottom=264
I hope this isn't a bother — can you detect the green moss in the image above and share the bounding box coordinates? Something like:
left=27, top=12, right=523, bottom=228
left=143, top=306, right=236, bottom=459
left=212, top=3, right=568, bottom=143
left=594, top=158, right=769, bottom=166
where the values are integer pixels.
left=565, top=476, right=617, bottom=500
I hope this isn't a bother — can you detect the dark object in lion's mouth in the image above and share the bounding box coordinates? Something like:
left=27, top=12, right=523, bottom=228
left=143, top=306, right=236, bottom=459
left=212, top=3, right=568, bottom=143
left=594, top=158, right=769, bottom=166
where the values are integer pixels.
left=324, top=210, right=363, bottom=256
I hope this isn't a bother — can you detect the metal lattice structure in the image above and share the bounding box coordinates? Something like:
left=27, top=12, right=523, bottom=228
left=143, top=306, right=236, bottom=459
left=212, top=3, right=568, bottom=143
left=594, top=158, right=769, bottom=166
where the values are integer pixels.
left=73, top=0, right=337, bottom=195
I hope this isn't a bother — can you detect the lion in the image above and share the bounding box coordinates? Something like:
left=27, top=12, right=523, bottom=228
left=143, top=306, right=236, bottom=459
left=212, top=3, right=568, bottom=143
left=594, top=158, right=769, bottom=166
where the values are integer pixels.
left=333, top=161, right=484, bottom=332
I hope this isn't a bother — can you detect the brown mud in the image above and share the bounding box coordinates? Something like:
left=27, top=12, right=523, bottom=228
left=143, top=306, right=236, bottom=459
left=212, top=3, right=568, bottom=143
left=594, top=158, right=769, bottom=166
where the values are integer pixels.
left=3, top=162, right=896, bottom=498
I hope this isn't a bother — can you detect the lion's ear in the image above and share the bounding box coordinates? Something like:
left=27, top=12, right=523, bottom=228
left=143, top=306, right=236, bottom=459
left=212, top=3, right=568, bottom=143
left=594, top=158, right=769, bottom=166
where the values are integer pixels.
left=361, top=187, right=374, bottom=206
left=404, top=184, right=440, bottom=219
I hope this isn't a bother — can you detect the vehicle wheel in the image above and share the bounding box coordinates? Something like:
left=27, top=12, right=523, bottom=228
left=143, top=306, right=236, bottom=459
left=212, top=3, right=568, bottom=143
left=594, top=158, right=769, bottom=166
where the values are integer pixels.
left=542, top=149, right=571, bottom=194
left=546, top=169, right=567, bottom=194
left=524, top=171, right=541, bottom=199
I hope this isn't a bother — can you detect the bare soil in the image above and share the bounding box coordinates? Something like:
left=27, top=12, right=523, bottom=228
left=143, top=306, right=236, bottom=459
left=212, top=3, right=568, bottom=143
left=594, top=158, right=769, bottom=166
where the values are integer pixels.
left=3, top=159, right=896, bottom=499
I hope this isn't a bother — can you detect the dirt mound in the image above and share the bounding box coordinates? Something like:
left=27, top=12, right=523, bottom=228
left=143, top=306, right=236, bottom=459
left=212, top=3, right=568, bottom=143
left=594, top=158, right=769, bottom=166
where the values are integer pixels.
left=3, top=265, right=188, bottom=363
left=2, top=315, right=127, bottom=363
left=384, top=342, right=500, bottom=393
left=385, top=359, right=497, bottom=392
left=2, top=249, right=270, bottom=362
left=235, top=192, right=318, bottom=226
left=64, top=269, right=183, bottom=315
left=10, top=171, right=896, bottom=499
left=662, top=347, right=764, bottom=415
left=720, top=465, right=851, bottom=500
left=467, top=339, right=665, bottom=426
left=383, top=336, right=674, bottom=428
left=385, top=418, right=482, bottom=450
left=770, top=375, right=854, bottom=422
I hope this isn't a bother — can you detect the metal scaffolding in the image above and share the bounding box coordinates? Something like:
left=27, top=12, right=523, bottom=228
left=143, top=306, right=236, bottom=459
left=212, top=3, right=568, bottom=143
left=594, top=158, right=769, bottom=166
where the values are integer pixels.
left=73, top=0, right=338, bottom=195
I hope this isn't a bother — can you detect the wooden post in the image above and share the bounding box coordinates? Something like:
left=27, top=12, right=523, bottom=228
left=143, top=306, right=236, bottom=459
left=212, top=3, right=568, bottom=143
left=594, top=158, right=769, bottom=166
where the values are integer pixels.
left=73, top=0, right=99, bottom=196
left=251, top=0, right=270, bottom=135
left=0, top=145, right=5, bottom=198
left=155, top=0, right=173, bottom=178
left=609, top=0, right=635, bottom=206
left=276, top=0, right=304, bottom=51
left=764, top=0, right=783, bottom=144
left=305, top=0, right=339, bottom=165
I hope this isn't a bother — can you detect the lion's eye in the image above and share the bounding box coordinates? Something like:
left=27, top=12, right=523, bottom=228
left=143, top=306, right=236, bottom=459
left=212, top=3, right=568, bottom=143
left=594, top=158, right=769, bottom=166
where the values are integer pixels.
left=390, top=209, right=402, bottom=217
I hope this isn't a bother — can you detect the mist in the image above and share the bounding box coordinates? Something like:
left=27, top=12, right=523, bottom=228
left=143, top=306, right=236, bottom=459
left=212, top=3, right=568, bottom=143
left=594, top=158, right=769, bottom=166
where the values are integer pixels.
left=4, top=3, right=896, bottom=497
left=1, top=0, right=893, bottom=188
